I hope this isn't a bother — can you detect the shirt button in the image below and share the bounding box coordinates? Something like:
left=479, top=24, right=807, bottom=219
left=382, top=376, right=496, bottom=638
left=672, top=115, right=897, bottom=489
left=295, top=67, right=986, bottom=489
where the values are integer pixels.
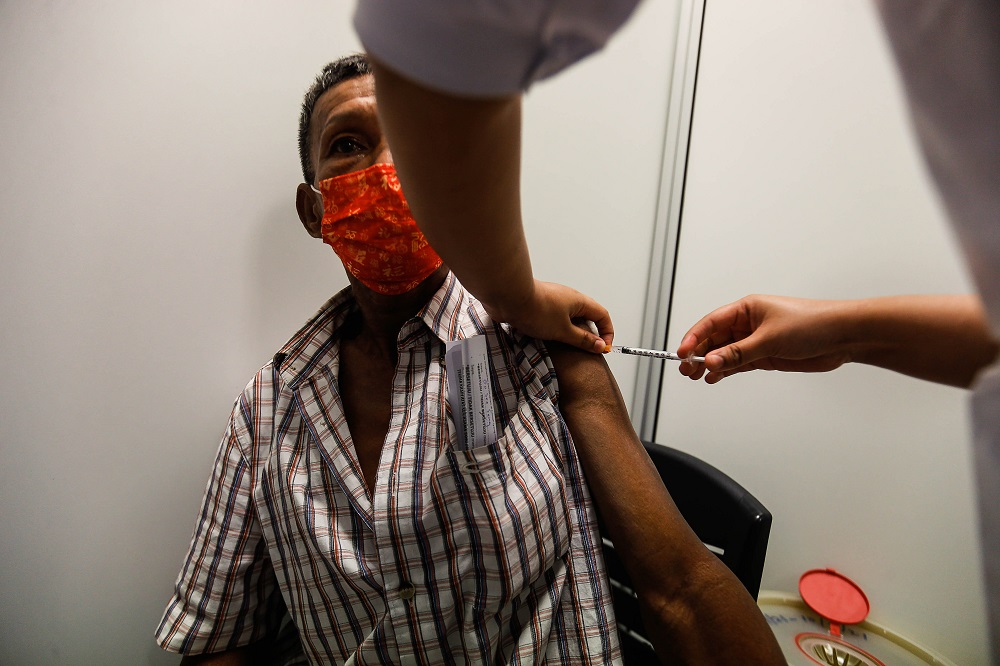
left=398, top=583, right=416, bottom=601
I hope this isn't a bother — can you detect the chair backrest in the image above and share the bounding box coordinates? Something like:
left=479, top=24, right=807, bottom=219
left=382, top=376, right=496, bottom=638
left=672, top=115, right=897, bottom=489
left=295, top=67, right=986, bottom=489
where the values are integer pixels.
left=598, top=441, right=772, bottom=663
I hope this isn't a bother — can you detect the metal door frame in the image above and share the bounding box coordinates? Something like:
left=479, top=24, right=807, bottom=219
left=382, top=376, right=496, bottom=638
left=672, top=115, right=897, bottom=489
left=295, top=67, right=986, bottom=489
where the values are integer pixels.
left=630, top=0, right=707, bottom=439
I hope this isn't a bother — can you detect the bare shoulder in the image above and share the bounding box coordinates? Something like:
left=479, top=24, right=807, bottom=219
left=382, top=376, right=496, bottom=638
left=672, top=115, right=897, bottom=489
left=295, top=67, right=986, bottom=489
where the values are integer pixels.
left=546, top=342, right=624, bottom=412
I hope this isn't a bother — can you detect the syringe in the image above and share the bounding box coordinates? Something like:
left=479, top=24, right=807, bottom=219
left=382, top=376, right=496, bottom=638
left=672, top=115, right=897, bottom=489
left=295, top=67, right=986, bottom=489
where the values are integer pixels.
left=608, top=345, right=706, bottom=363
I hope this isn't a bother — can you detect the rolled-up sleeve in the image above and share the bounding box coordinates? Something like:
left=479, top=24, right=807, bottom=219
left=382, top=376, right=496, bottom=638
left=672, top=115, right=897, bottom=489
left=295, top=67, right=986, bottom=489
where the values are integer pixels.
left=155, top=407, right=277, bottom=655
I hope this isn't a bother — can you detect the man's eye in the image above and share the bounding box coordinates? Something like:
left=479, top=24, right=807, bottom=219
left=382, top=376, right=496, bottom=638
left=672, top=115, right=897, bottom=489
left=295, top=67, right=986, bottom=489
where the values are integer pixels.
left=330, top=137, right=366, bottom=155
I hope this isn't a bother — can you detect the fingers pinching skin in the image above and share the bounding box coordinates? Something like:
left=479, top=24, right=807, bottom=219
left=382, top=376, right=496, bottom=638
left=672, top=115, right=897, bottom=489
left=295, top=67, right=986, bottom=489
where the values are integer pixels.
left=572, top=292, right=614, bottom=350
left=576, top=324, right=606, bottom=353
left=496, top=280, right=614, bottom=354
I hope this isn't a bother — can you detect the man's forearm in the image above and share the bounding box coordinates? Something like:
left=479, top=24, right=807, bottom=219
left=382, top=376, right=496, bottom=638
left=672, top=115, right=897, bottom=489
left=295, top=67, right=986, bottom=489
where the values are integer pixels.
left=370, top=58, right=534, bottom=317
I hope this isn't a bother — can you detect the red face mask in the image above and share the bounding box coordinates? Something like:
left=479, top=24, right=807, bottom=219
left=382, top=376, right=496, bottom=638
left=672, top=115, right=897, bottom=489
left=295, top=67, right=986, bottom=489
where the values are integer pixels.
left=314, top=163, right=443, bottom=295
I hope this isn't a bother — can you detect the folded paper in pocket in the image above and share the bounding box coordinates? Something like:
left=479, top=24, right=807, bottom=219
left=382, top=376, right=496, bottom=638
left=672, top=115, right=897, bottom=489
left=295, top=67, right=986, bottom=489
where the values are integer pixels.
left=445, top=335, right=497, bottom=451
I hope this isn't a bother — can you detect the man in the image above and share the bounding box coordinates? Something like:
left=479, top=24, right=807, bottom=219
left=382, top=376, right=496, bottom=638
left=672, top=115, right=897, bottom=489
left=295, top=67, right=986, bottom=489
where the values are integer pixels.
left=155, top=55, right=781, bottom=664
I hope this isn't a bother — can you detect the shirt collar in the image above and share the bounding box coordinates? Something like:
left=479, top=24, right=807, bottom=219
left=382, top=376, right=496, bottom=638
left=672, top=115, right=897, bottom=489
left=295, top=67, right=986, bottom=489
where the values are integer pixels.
left=412, top=271, right=484, bottom=345
left=274, top=272, right=486, bottom=388
left=273, top=285, right=356, bottom=389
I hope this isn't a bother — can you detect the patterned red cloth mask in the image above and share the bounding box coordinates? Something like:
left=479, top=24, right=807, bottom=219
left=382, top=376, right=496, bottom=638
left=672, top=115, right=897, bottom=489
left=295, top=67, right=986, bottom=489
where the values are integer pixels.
left=315, top=163, right=443, bottom=295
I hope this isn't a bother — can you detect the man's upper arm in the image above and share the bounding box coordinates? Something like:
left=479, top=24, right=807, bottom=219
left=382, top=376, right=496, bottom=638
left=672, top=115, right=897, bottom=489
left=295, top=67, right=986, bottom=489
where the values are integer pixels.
left=547, top=341, right=634, bottom=439
left=547, top=342, right=785, bottom=664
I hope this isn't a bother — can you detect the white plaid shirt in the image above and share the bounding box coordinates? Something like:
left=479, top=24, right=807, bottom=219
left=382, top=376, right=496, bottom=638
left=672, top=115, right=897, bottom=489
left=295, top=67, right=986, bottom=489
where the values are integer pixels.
left=156, top=273, right=620, bottom=664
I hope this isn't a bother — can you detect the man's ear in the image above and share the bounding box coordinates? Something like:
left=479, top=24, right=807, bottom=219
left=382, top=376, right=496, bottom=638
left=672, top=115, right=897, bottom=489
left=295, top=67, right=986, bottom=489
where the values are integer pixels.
left=295, top=183, right=323, bottom=239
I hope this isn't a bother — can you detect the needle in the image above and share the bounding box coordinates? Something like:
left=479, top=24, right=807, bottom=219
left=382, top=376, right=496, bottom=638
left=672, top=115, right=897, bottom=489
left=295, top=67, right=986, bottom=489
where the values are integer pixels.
left=607, top=345, right=706, bottom=363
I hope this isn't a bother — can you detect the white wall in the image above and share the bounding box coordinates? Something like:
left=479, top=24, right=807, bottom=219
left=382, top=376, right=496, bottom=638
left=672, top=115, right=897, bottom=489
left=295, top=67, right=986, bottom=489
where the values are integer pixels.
left=0, top=2, right=678, bottom=664
left=658, top=1, right=987, bottom=663
left=521, top=0, right=681, bottom=402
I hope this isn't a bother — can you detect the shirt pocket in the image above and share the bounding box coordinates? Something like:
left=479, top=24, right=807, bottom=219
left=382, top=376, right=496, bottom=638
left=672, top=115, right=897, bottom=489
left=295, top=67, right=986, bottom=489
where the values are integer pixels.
left=431, top=395, right=572, bottom=614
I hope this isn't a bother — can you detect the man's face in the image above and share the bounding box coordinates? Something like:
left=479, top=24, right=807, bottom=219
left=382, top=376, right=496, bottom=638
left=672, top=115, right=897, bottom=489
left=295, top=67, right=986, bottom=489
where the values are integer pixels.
left=296, top=70, right=447, bottom=290
left=308, top=74, right=390, bottom=185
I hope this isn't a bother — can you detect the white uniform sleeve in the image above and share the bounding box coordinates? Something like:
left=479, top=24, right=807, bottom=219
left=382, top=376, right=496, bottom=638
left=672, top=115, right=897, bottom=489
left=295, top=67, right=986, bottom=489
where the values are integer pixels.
left=354, top=0, right=642, bottom=97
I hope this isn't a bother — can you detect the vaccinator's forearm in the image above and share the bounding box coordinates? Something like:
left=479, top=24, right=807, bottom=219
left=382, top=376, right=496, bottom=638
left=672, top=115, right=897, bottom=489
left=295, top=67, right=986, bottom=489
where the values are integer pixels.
left=848, top=294, right=998, bottom=387
left=370, top=58, right=535, bottom=318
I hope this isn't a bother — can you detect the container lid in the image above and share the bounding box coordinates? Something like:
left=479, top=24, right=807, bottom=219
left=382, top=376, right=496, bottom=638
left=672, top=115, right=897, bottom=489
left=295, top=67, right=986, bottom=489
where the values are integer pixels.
left=799, top=568, right=870, bottom=636
left=758, top=592, right=956, bottom=666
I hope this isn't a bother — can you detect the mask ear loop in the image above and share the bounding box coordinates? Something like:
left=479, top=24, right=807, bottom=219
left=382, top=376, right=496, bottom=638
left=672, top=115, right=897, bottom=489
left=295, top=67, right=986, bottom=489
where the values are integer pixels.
left=309, top=184, right=324, bottom=218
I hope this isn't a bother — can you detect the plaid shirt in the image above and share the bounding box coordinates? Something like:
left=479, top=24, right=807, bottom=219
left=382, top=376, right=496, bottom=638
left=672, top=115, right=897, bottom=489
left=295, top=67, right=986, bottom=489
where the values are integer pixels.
left=156, top=273, right=619, bottom=664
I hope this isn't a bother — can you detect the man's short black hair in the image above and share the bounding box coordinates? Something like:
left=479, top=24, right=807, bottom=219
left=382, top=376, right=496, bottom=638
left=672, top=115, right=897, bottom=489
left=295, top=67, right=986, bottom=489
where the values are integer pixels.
left=298, top=54, right=372, bottom=184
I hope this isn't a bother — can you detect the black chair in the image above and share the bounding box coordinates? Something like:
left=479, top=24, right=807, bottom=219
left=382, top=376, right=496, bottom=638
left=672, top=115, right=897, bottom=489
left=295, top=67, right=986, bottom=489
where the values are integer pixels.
left=598, top=441, right=773, bottom=664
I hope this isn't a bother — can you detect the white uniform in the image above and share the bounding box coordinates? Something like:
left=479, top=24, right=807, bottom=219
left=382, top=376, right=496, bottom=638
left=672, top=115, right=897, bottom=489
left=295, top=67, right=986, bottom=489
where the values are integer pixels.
left=354, top=0, right=642, bottom=96
left=876, top=0, right=1000, bottom=659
